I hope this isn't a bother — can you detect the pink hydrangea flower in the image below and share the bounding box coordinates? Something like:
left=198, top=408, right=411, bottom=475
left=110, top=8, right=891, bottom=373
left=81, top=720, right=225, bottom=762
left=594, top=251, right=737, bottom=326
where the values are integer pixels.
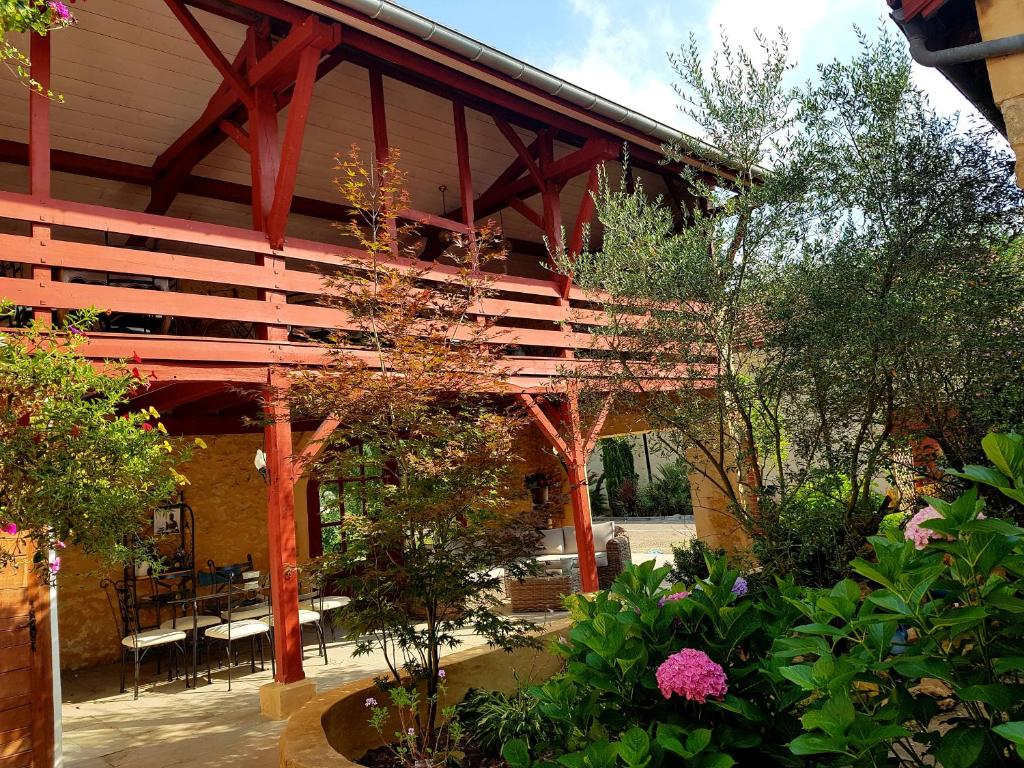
left=658, top=591, right=691, bottom=607
left=2, top=523, right=17, bottom=535
left=656, top=648, right=728, bottom=704
left=905, top=506, right=946, bottom=550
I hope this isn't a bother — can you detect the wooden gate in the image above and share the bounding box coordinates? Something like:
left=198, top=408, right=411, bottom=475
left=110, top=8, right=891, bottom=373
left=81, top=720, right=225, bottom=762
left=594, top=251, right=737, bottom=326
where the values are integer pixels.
left=0, top=536, right=54, bottom=768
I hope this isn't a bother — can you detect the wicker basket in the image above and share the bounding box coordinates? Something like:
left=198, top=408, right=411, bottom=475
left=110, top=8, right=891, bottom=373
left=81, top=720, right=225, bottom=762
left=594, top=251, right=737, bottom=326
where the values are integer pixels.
left=505, top=571, right=580, bottom=612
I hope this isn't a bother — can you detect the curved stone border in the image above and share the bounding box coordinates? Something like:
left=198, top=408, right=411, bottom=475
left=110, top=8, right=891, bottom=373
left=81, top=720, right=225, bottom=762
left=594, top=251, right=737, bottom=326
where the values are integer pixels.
left=280, top=617, right=571, bottom=768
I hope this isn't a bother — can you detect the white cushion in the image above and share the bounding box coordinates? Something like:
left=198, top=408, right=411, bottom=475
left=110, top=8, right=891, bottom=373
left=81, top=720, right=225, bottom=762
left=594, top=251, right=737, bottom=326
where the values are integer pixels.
left=564, top=522, right=616, bottom=554
left=122, top=628, right=186, bottom=649
left=205, top=619, right=270, bottom=641
left=160, top=615, right=221, bottom=631
left=297, top=609, right=321, bottom=624
left=220, top=602, right=270, bottom=621
left=314, top=596, right=349, bottom=611
left=536, top=528, right=564, bottom=556
left=535, top=553, right=567, bottom=563
left=555, top=552, right=609, bottom=571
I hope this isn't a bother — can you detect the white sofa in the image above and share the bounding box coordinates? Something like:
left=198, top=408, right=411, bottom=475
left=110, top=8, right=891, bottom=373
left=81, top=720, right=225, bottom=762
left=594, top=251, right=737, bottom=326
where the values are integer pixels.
left=532, top=522, right=632, bottom=588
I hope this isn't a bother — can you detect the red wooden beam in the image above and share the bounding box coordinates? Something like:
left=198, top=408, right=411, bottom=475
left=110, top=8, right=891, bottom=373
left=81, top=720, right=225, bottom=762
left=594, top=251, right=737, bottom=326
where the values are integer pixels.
left=130, top=382, right=230, bottom=415
left=264, top=369, right=305, bottom=684
left=507, top=197, right=543, bottom=231
left=265, top=42, right=322, bottom=248
left=453, top=100, right=475, bottom=229
left=493, top=117, right=543, bottom=188
left=515, top=393, right=569, bottom=458
left=583, top=392, right=613, bottom=457
left=562, top=164, right=601, bottom=299
left=219, top=120, right=250, bottom=152
left=163, top=0, right=254, bottom=109
left=369, top=67, right=389, bottom=164
left=291, top=416, right=340, bottom=484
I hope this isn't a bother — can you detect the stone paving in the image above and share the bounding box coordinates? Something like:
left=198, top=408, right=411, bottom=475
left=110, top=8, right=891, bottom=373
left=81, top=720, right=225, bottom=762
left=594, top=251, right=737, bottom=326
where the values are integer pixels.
left=60, top=520, right=694, bottom=768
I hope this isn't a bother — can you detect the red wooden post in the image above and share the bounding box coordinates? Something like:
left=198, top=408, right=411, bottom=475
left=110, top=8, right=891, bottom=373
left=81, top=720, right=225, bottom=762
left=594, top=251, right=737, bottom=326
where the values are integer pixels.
left=562, top=391, right=598, bottom=591
left=29, top=32, right=51, bottom=323
left=264, top=369, right=304, bottom=684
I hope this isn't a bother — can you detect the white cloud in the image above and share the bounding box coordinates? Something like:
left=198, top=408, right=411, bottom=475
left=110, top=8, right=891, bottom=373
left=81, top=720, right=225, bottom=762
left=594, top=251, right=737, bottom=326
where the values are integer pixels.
left=547, top=0, right=688, bottom=130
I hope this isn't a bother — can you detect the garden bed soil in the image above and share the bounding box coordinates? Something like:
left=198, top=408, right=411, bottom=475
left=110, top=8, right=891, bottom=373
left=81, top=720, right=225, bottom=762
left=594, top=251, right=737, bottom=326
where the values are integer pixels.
left=360, top=743, right=506, bottom=768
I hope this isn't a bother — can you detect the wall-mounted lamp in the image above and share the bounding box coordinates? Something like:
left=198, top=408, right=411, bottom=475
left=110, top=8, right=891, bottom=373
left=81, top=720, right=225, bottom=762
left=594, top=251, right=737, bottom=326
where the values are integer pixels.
left=254, top=448, right=268, bottom=483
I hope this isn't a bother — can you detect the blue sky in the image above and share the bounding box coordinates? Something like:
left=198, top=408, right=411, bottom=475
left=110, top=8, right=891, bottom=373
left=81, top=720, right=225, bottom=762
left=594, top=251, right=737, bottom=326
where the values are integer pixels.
left=396, top=0, right=980, bottom=131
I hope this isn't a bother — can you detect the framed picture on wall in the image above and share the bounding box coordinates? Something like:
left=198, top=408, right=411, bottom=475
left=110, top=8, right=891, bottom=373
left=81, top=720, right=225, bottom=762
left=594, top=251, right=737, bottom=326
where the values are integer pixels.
left=153, top=507, right=182, bottom=535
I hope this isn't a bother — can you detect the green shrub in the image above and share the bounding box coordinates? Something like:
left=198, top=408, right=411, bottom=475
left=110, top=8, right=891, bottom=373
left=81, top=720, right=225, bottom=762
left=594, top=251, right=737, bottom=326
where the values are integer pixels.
left=458, top=685, right=552, bottom=755
left=507, top=558, right=807, bottom=768
left=638, top=461, right=693, bottom=517
left=669, top=537, right=724, bottom=583
left=498, top=434, right=1024, bottom=768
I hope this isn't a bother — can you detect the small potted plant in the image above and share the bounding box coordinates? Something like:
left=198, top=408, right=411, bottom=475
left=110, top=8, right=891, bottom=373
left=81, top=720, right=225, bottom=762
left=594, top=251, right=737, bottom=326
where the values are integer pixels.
left=525, top=472, right=550, bottom=505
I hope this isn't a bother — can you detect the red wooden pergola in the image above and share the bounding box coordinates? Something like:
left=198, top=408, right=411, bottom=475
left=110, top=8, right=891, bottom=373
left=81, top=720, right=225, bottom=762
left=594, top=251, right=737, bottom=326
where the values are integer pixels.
left=2, top=0, right=727, bottom=693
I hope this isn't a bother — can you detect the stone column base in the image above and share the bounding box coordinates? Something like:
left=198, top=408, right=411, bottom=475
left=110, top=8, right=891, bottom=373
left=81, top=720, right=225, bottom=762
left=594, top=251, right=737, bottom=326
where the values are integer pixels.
left=260, top=678, right=317, bottom=720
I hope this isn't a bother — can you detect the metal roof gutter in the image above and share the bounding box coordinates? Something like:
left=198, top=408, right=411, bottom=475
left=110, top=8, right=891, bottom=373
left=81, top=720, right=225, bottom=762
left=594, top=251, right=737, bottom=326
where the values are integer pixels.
left=284, top=0, right=745, bottom=174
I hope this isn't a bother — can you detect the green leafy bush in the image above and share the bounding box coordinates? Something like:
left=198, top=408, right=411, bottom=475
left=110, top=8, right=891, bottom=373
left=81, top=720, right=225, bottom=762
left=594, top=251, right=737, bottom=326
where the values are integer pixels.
left=638, top=461, right=693, bottom=517
left=669, top=537, right=724, bottom=584
left=494, top=436, right=1024, bottom=768
left=458, top=685, right=552, bottom=756
left=505, top=558, right=807, bottom=767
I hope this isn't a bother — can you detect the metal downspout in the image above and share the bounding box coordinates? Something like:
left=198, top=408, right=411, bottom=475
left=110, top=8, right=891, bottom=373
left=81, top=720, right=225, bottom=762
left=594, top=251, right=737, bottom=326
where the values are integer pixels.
left=892, top=7, right=1024, bottom=67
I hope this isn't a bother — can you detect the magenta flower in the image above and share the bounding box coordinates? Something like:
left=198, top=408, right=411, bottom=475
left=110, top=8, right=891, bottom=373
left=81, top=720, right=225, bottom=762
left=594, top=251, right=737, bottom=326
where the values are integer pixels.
left=437, top=668, right=446, bottom=679
left=364, top=697, right=378, bottom=707
left=658, top=591, right=691, bottom=607
left=49, top=557, right=61, bottom=574
left=905, top=506, right=945, bottom=550
left=48, top=1, right=72, bottom=22
left=656, top=648, right=728, bottom=704
left=55, top=540, right=65, bottom=549
left=2, top=523, right=17, bottom=535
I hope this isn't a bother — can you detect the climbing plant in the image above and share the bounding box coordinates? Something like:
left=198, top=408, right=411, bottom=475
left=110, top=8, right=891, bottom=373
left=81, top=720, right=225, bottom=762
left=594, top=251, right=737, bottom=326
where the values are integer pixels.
left=0, top=0, right=73, bottom=100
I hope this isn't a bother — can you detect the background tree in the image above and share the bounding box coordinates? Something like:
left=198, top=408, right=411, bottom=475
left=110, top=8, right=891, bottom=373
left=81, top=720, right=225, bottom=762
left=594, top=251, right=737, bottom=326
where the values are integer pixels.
left=0, top=307, right=196, bottom=575
left=569, top=29, right=1024, bottom=583
left=285, top=147, right=538, bottom=746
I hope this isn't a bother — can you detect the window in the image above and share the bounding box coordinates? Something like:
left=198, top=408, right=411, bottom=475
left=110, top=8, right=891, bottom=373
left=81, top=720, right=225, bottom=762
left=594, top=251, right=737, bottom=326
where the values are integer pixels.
left=306, top=443, right=382, bottom=558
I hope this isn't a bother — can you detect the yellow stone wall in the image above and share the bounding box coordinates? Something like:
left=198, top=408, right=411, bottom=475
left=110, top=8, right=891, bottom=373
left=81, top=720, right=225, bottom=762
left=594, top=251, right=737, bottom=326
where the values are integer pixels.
left=56, top=421, right=571, bottom=670
left=57, top=432, right=269, bottom=671
left=976, top=0, right=1024, bottom=185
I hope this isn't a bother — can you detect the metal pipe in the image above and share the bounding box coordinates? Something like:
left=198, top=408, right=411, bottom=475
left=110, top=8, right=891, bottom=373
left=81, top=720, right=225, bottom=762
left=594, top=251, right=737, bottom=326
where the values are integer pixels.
left=892, top=7, right=1024, bottom=67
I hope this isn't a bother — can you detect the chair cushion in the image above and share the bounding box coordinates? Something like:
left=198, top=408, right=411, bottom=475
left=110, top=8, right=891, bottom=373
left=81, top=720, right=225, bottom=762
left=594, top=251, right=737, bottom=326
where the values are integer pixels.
left=534, top=553, right=566, bottom=563
left=564, top=521, right=616, bottom=554
left=220, top=602, right=270, bottom=621
left=121, top=628, right=186, bottom=648
left=536, top=528, right=564, bottom=556
left=297, top=609, right=321, bottom=624
left=315, top=596, right=349, bottom=612
left=556, top=552, right=609, bottom=571
left=205, top=619, right=270, bottom=641
left=160, top=615, right=221, bottom=631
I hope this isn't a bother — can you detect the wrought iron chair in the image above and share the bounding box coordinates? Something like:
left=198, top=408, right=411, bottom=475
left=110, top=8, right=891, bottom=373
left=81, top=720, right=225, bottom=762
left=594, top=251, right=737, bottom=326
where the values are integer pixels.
left=204, top=573, right=274, bottom=690
left=103, top=578, right=187, bottom=700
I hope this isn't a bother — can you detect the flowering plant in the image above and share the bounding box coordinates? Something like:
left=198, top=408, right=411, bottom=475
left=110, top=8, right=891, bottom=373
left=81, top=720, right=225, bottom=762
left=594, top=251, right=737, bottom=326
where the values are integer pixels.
left=364, top=674, right=462, bottom=768
left=0, top=308, right=196, bottom=579
left=0, top=0, right=74, bottom=99
left=503, top=557, right=807, bottom=768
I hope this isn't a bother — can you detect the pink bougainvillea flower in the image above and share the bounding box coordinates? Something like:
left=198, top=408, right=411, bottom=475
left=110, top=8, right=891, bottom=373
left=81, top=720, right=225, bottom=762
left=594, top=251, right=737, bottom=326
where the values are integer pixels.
left=49, top=557, right=61, bottom=574
left=2, top=523, right=17, bottom=535
left=658, top=591, right=691, bottom=607
left=905, top=506, right=946, bottom=550
left=656, top=648, right=728, bottom=704
left=55, top=540, right=66, bottom=549
left=48, top=1, right=72, bottom=22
